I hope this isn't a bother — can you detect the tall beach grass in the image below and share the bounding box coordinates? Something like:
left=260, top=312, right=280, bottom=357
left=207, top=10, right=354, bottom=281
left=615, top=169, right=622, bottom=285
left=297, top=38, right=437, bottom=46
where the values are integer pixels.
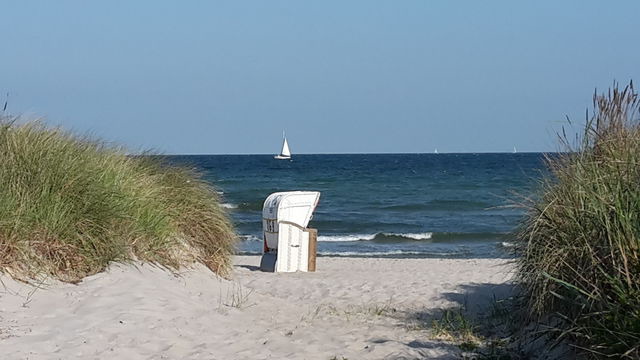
left=516, top=82, right=640, bottom=358
left=0, top=117, right=236, bottom=282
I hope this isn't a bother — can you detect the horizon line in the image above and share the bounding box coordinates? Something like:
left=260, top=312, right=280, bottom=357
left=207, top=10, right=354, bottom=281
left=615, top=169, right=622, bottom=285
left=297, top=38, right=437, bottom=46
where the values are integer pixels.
left=138, top=151, right=561, bottom=156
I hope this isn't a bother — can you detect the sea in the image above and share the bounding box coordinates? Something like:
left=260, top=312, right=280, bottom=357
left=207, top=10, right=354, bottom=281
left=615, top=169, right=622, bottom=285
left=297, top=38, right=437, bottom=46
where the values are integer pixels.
left=167, top=153, right=547, bottom=259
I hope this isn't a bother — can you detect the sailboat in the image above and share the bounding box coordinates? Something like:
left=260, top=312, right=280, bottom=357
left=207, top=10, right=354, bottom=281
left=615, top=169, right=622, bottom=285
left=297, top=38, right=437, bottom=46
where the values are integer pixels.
left=274, top=132, right=292, bottom=160
left=513, top=146, right=517, bottom=153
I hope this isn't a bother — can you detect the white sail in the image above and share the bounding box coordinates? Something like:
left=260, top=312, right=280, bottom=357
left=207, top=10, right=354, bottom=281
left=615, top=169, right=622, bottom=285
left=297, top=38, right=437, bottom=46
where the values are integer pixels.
left=281, top=137, right=291, bottom=157
left=274, top=131, right=292, bottom=159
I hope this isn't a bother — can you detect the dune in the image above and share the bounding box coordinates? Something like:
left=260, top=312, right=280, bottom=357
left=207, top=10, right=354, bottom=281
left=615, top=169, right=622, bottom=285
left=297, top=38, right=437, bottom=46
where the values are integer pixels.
left=0, top=256, right=513, bottom=359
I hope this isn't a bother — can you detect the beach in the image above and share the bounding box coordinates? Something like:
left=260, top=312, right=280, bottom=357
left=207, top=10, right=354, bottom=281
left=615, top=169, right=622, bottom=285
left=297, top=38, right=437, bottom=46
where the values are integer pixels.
left=1, top=256, right=513, bottom=359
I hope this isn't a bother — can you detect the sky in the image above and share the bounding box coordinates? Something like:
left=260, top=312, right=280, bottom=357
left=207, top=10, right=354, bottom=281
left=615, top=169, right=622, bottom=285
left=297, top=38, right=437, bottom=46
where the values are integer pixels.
left=1, top=1, right=639, bottom=154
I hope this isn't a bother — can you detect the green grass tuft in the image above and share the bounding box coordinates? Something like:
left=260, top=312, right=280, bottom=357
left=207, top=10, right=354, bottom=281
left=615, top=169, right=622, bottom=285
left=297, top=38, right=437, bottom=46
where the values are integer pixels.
left=430, top=307, right=482, bottom=349
left=516, top=81, right=640, bottom=358
left=0, top=118, right=236, bottom=282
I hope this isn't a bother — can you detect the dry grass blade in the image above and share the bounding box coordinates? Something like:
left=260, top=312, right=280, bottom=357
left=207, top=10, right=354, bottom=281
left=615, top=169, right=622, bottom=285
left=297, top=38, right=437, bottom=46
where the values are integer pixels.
left=515, top=81, right=640, bottom=358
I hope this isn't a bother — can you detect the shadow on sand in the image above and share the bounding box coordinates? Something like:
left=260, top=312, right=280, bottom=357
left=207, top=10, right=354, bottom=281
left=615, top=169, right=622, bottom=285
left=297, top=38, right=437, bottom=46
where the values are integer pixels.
left=234, top=264, right=261, bottom=272
left=369, top=282, right=520, bottom=360
left=383, top=282, right=577, bottom=359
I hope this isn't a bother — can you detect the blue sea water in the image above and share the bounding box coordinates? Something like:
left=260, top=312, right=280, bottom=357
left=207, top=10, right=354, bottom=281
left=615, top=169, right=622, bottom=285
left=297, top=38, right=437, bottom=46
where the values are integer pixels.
left=167, top=153, right=547, bottom=259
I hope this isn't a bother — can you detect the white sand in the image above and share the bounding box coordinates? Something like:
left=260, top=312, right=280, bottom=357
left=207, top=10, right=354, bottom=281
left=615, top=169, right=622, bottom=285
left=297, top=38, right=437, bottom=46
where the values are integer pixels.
left=1, top=256, right=513, bottom=359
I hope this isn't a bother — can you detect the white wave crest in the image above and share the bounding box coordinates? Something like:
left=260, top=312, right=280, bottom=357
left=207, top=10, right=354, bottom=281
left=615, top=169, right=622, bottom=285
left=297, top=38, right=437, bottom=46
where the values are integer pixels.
left=317, top=232, right=434, bottom=242
left=319, top=250, right=456, bottom=257
left=320, top=250, right=418, bottom=256
left=239, top=235, right=261, bottom=241
left=221, top=203, right=237, bottom=209
left=383, top=232, right=433, bottom=240
left=242, top=232, right=435, bottom=243
left=318, top=234, right=377, bottom=242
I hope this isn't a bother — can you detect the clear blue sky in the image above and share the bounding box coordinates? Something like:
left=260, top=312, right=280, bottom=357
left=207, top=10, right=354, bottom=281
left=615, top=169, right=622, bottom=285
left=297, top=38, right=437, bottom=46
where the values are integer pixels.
left=2, top=1, right=639, bottom=154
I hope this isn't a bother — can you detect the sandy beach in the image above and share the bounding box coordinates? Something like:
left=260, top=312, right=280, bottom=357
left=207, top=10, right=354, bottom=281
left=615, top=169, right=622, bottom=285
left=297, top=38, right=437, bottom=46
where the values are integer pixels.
left=1, top=256, right=514, bottom=359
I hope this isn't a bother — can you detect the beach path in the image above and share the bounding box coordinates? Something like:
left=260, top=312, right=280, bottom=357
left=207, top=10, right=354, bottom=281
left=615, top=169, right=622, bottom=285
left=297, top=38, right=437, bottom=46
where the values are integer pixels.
left=1, top=256, right=513, bottom=359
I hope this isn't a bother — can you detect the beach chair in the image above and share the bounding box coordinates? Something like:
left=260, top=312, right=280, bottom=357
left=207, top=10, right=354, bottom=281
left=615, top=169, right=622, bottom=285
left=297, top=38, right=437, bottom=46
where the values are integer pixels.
left=260, top=191, right=320, bottom=272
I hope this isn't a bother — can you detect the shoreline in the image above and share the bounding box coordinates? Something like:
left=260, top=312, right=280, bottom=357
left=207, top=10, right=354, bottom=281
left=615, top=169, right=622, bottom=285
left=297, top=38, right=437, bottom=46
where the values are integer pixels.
left=1, top=256, right=514, bottom=359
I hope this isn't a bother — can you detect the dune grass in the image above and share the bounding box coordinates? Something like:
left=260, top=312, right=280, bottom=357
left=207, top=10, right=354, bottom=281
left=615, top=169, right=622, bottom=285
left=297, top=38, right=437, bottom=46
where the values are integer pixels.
left=516, top=82, right=640, bottom=358
left=0, top=117, right=236, bottom=282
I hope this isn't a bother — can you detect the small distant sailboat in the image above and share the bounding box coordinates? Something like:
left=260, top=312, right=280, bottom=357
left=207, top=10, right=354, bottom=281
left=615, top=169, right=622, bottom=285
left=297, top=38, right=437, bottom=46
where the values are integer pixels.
left=513, top=146, right=517, bottom=153
left=434, top=148, right=438, bottom=154
left=274, top=131, right=292, bottom=160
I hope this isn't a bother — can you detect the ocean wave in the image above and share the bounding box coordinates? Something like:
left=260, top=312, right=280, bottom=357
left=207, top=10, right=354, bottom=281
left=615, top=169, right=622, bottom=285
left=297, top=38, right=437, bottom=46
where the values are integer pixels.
left=238, top=231, right=510, bottom=243
left=428, top=232, right=510, bottom=242
left=316, top=232, right=507, bottom=243
left=239, top=235, right=261, bottom=241
left=318, top=250, right=466, bottom=258
left=372, top=232, right=436, bottom=243
left=318, top=234, right=377, bottom=242
left=237, top=201, right=264, bottom=211
left=316, top=232, right=433, bottom=242
left=317, top=233, right=432, bottom=242
left=234, top=249, right=469, bottom=258
left=221, top=203, right=238, bottom=209
left=388, top=232, right=433, bottom=240
left=239, top=232, right=431, bottom=243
